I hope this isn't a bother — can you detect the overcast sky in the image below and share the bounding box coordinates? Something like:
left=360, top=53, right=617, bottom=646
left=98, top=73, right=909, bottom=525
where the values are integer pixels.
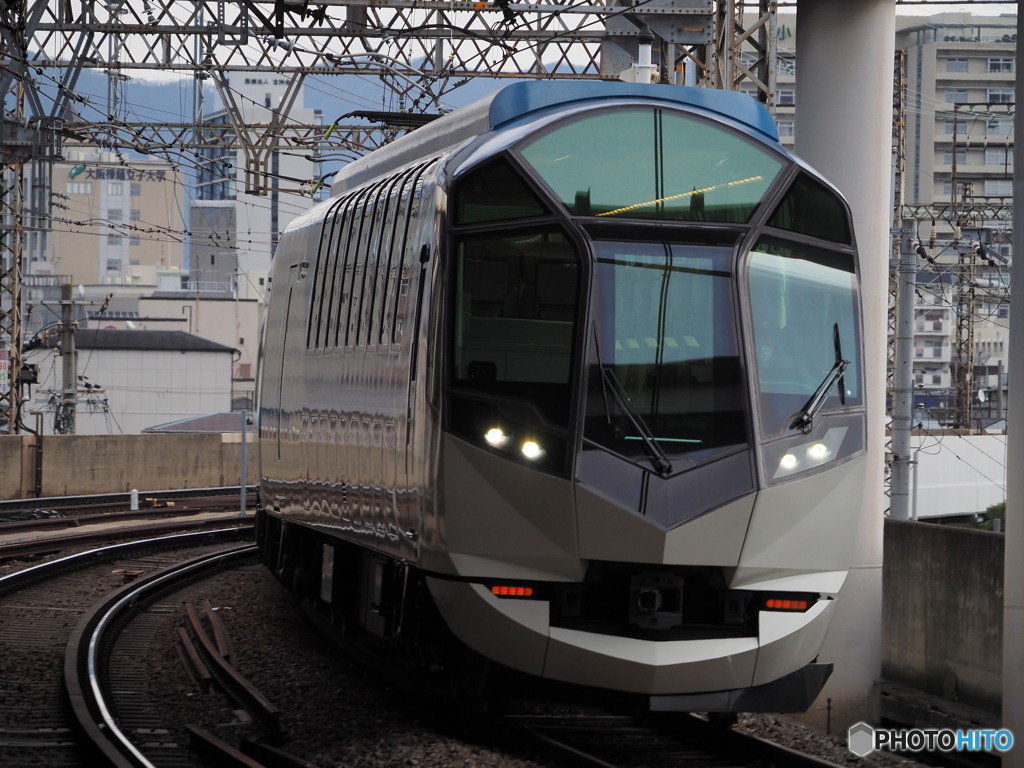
left=893, top=1, right=1016, bottom=13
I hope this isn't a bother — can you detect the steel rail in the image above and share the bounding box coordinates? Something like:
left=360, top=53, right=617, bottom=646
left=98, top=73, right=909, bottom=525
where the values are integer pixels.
left=64, top=540, right=258, bottom=768
left=0, top=485, right=255, bottom=515
left=0, top=515, right=254, bottom=560
left=182, top=599, right=282, bottom=738
left=506, top=710, right=854, bottom=768
left=0, top=525, right=249, bottom=592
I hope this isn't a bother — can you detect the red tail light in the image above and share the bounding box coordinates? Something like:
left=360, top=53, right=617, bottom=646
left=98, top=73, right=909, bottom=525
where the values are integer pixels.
left=490, top=585, right=535, bottom=598
left=765, top=597, right=811, bottom=612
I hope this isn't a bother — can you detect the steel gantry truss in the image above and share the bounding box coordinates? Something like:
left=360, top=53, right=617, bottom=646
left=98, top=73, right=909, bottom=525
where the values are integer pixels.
left=2, top=0, right=777, bottom=432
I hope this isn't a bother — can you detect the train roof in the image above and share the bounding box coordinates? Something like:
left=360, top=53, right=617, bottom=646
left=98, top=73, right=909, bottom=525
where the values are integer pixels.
left=330, top=80, right=780, bottom=197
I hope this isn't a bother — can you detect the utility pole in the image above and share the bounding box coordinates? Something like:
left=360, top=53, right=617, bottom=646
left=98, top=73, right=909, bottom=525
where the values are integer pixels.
left=887, top=49, right=908, bottom=515
left=1001, top=10, right=1024, bottom=759
left=952, top=237, right=977, bottom=430
left=0, top=157, right=26, bottom=435
left=945, top=101, right=1011, bottom=430
left=57, top=282, right=77, bottom=435
left=0, top=0, right=30, bottom=432
left=890, top=222, right=919, bottom=520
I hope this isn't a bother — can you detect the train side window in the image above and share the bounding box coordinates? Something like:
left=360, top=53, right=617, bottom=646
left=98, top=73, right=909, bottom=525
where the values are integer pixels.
left=318, top=199, right=348, bottom=349
left=377, top=185, right=404, bottom=346
left=370, top=189, right=396, bottom=346
left=307, top=200, right=343, bottom=349
left=387, top=188, right=411, bottom=345
left=381, top=163, right=427, bottom=345
left=347, top=200, right=373, bottom=347
left=357, top=184, right=390, bottom=347
left=453, top=157, right=548, bottom=225
left=324, top=196, right=354, bottom=349
left=391, top=166, right=431, bottom=345
left=766, top=173, right=852, bottom=245
left=306, top=237, right=322, bottom=349
left=366, top=176, right=403, bottom=347
left=393, top=264, right=411, bottom=342
left=335, top=186, right=372, bottom=348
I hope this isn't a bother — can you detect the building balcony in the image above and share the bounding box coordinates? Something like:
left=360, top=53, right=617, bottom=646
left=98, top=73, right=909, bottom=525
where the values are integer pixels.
left=913, top=374, right=952, bottom=391
left=915, top=346, right=951, bottom=364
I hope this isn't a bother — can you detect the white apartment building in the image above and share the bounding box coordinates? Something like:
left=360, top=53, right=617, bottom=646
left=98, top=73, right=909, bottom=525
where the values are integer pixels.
left=898, top=13, right=1014, bottom=413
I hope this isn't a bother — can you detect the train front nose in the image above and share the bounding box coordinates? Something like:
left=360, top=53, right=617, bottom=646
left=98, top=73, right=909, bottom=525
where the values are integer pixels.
left=434, top=96, right=866, bottom=710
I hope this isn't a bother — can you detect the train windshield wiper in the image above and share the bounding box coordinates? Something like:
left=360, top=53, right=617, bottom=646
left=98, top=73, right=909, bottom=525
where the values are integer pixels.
left=790, top=323, right=849, bottom=434
left=601, top=367, right=674, bottom=476
left=594, top=330, right=672, bottom=476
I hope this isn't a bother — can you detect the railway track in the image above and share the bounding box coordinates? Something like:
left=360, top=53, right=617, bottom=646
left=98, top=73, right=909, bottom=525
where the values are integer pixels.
left=0, top=529, right=253, bottom=768
left=0, top=486, right=255, bottom=519
left=0, top=488, right=254, bottom=561
left=507, top=709, right=850, bottom=768
left=66, top=543, right=265, bottom=768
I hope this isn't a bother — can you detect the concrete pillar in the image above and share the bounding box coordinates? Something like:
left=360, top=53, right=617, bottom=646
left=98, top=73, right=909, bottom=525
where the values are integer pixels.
left=794, top=0, right=893, bottom=730
left=1001, top=11, right=1024, bottom=766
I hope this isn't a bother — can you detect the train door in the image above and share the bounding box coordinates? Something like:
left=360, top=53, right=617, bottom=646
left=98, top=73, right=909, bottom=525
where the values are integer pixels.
left=391, top=164, right=438, bottom=556
left=277, top=259, right=310, bottom=484
left=272, top=284, right=294, bottom=462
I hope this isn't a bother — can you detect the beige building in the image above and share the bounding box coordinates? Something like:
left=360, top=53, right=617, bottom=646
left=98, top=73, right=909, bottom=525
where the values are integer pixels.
left=138, top=293, right=260, bottom=398
left=39, top=149, right=185, bottom=284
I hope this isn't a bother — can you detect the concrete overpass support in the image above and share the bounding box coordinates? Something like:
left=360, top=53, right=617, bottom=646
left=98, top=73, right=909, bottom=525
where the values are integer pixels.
left=1003, top=12, right=1024, bottom=766
left=794, top=0, right=893, bottom=730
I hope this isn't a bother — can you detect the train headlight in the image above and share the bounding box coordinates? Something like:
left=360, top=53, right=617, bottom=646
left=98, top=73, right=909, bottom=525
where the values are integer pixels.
left=450, top=392, right=567, bottom=471
left=484, top=427, right=511, bottom=448
left=772, top=426, right=848, bottom=480
left=520, top=440, right=545, bottom=461
left=807, top=442, right=831, bottom=462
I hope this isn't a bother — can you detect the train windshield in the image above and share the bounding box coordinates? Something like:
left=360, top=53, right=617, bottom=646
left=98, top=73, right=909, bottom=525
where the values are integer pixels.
left=748, top=238, right=861, bottom=436
left=583, top=241, right=746, bottom=469
left=518, top=108, right=783, bottom=223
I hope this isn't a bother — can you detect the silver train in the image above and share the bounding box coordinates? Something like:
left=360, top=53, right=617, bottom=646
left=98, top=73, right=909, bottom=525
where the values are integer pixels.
left=256, top=80, right=867, bottom=714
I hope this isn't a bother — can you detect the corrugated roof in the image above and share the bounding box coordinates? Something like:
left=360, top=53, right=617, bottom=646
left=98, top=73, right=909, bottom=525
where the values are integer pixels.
left=144, top=412, right=251, bottom=433
left=42, top=329, right=237, bottom=353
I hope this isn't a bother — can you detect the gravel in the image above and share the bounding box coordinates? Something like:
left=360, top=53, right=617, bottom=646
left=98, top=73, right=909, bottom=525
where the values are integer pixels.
left=143, top=564, right=936, bottom=768
left=149, top=564, right=551, bottom=768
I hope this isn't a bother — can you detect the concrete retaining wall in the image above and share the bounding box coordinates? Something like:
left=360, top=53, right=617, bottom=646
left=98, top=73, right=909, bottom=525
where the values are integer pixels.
left=883, top=518, right=1002, bottom=712
left=0, top=433, right=257, bottom=500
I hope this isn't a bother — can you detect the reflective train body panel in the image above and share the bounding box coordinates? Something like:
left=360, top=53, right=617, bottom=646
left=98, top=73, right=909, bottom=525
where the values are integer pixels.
left=257, top=80, right=867, bottom=711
